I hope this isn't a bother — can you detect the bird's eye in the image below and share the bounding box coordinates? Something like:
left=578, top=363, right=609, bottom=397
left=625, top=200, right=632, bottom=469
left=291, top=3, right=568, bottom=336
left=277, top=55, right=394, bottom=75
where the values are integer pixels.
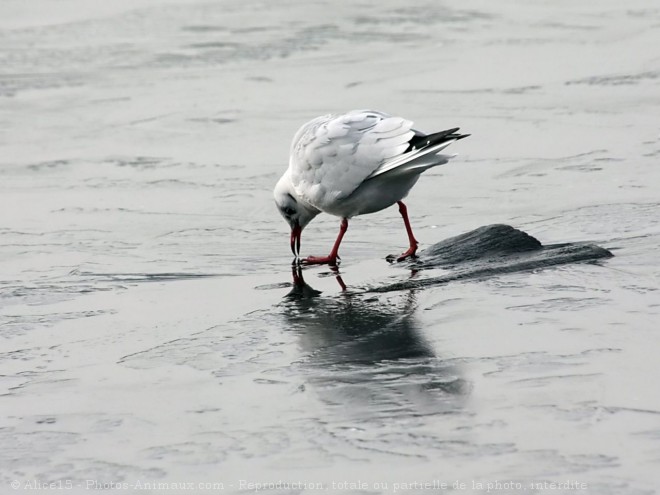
left=283, top=207, right=296, bottom=216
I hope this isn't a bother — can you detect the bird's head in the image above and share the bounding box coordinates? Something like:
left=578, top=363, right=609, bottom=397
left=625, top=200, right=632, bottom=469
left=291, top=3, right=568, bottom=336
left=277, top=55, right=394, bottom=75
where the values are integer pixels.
left=273, top=173, right=319, bottom=257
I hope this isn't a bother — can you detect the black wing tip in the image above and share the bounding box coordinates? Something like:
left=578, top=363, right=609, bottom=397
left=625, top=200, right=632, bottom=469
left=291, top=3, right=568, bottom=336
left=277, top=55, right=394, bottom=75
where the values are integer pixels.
left=407, top=127, right=470, bottom=152
left=435, top=128, right=471, bottom=141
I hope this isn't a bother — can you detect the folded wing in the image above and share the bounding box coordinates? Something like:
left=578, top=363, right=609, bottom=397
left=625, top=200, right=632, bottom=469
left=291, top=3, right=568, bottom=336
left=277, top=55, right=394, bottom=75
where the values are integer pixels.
left=289, top=110, right=415, bottom=210
left=289, top=110, right=468, bottom=211
left=366, top=127, right=468, bottom=179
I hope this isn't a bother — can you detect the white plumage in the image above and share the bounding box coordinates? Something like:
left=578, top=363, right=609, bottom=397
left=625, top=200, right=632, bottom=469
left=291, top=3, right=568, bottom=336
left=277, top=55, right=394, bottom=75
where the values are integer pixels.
left=274, top=110, right=468, bottom=265
left=289, top=111, right=413, bottom=210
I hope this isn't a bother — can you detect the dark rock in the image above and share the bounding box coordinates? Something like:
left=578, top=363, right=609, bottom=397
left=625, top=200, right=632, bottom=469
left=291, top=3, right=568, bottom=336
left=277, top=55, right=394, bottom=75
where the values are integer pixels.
left=369, top=224, right=613, bottom=293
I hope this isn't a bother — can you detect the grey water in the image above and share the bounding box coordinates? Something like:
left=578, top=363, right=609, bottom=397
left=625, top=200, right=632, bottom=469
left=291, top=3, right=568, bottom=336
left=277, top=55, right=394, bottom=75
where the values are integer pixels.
left=1, top=1, right=660, bottom=494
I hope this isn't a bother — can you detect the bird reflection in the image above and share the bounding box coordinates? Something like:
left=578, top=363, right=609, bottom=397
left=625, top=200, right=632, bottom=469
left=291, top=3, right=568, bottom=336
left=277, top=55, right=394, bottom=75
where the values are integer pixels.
left=285, top=265, right=430, bottom=363
left=289, top=261, right=347, bottom=293
left=281, top=266, right=469, bottom=415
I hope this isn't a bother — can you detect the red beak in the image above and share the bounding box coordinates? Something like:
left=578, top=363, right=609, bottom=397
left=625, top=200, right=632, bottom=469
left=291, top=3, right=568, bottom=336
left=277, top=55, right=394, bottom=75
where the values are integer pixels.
left=290, top=224, right=302, bottom=257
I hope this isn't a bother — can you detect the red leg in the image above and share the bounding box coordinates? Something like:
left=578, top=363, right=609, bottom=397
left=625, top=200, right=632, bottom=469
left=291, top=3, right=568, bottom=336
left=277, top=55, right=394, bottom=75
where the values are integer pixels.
left=388, top=201, right=419, bottom=262
left=303, top=218, right=348, bottom=266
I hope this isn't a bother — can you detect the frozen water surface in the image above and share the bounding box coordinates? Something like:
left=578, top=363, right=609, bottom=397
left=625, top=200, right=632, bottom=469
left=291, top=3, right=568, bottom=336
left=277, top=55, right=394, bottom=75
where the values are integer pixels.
left=1, top=1, right=659, bottom=494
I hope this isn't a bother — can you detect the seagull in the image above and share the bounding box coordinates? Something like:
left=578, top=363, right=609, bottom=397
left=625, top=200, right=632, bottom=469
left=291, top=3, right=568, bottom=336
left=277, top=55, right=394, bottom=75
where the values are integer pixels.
left=274, top=110, right=468, bottom=265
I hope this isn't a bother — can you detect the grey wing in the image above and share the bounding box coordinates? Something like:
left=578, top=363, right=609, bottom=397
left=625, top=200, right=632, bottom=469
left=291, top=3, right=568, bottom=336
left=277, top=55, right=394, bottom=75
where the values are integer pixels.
left=289, top=110, right=415, bottom=211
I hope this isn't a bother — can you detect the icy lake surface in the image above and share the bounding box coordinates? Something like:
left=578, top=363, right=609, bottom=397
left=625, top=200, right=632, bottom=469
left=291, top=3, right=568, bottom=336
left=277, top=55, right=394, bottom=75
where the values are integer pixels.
left=1, top=1, right=659, bottom=494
